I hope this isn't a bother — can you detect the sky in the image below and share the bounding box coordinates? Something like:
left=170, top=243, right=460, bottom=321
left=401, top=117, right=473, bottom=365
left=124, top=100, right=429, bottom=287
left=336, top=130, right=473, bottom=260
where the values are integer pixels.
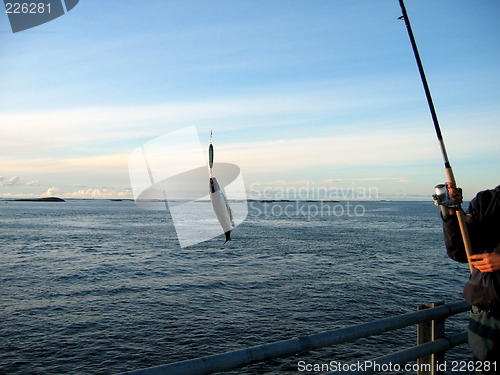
left=1, top=0, right=499, bottom=201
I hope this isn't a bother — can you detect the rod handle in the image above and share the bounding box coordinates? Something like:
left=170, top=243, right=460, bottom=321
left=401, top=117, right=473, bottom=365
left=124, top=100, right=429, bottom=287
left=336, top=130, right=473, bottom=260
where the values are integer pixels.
left=444, top=168, right=474, bottom=271
left=443, top=167, right=473, bottom=271
left=455, top=210, right=474, bottom=273
left=444, top=167, right=455, bottom=186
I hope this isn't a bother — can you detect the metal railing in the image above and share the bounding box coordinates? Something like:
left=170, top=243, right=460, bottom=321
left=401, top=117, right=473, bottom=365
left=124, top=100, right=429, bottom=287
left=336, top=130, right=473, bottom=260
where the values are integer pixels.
left=120, top=300, right=470, bottom=375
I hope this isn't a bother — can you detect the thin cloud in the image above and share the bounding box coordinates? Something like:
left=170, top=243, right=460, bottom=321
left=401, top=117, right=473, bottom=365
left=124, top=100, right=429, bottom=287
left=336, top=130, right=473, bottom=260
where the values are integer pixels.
left=0, top=78, right=425, bottom=155
left=55, top=187, right=132, bottom=199
left=217, top=131, right=440, bottom=176
left=0, top=154, right=129, bottom=176
left=325, top=177, right=409, bottom=183
left=44, top=187, right=61, bottom=197
left=5, top=176, right=22, bottom=186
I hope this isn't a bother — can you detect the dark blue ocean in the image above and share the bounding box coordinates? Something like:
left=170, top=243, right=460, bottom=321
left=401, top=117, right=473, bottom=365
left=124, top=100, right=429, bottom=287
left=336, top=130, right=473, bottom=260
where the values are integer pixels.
left=0, top=200, right=472, bottom=374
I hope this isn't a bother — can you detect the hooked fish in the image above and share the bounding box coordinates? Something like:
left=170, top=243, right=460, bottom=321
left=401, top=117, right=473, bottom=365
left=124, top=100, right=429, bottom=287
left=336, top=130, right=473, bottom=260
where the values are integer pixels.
left=209, top=176, right=234, bottom=244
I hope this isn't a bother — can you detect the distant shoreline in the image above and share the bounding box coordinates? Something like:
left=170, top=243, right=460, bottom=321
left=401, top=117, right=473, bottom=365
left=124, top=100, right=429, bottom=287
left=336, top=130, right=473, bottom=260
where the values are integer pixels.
left=0, top=198, right=424, bottom=203
left=2, top=197, right=65, bottom=202
left=0, top=198, right=401, bottom=203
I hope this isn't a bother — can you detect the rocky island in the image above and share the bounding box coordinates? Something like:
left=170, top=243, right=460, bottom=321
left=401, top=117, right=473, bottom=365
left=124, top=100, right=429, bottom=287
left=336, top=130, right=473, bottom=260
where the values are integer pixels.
left=11, top=197, right=65, bottom=202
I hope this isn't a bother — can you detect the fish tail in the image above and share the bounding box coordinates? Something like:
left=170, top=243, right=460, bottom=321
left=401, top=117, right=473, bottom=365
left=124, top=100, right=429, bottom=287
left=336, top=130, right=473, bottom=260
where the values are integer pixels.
left=223, top=231, right=231, bottom=245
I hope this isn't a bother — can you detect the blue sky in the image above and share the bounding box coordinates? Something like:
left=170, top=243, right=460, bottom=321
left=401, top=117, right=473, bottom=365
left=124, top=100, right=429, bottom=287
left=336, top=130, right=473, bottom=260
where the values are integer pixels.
left=1, top=0, right=499, bottom=200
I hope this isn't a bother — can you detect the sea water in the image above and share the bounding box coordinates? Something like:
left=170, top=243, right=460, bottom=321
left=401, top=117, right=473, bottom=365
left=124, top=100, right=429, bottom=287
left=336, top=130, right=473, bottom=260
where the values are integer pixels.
left=0, top=200, right=471, bottom=374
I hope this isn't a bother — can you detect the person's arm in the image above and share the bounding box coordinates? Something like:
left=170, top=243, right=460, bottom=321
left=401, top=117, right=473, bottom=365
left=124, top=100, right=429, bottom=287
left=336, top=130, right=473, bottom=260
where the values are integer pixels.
left=443, top=186, right=500, bottom=270
left=442, top=184, right=469, bottom=263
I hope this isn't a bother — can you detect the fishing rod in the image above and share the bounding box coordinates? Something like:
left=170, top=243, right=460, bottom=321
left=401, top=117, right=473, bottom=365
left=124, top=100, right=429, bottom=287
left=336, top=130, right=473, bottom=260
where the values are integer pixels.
left=398, top=0, right=474, bottom=272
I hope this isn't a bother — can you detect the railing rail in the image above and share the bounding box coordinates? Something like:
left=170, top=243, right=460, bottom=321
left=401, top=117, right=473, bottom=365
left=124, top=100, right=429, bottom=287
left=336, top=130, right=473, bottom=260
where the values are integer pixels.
left=120, top=300, right=470, bottom=375
left=325, top=331, right=467, bottom=375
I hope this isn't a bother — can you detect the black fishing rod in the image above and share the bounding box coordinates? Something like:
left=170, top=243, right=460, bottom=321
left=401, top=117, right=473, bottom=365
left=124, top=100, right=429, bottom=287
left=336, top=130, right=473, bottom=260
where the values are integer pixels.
left=398, top=0, right=474, bottom=272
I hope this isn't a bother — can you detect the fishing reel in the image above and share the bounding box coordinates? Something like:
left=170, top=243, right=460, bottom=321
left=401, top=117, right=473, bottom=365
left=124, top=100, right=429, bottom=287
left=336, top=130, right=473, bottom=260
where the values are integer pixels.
left=432, top=184, right=460, bottom=219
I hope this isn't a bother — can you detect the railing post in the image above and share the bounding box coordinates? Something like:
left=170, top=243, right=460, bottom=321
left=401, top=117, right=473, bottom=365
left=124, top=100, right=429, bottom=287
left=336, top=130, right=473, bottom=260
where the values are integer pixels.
left=417, top=302, right=445, bottom=375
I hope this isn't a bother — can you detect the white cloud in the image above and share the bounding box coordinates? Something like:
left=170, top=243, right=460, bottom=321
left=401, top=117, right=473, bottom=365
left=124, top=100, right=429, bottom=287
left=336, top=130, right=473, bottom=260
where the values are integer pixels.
left=1, top=89, right=498, bottom=200
left=5, top=176, right=22, bottom=186
left=58, top=187, right=132, bottom=199
left=44, top=187, right=60, bottom=197
left=326, top=177, right=409, bottom=183
left=25, top=185, right=133, bottom=199
left=0, top=79, right=421, bottom=155
left=0, top=153, right=129, bottom=176
left=216, top=131, right=439, bottom=176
